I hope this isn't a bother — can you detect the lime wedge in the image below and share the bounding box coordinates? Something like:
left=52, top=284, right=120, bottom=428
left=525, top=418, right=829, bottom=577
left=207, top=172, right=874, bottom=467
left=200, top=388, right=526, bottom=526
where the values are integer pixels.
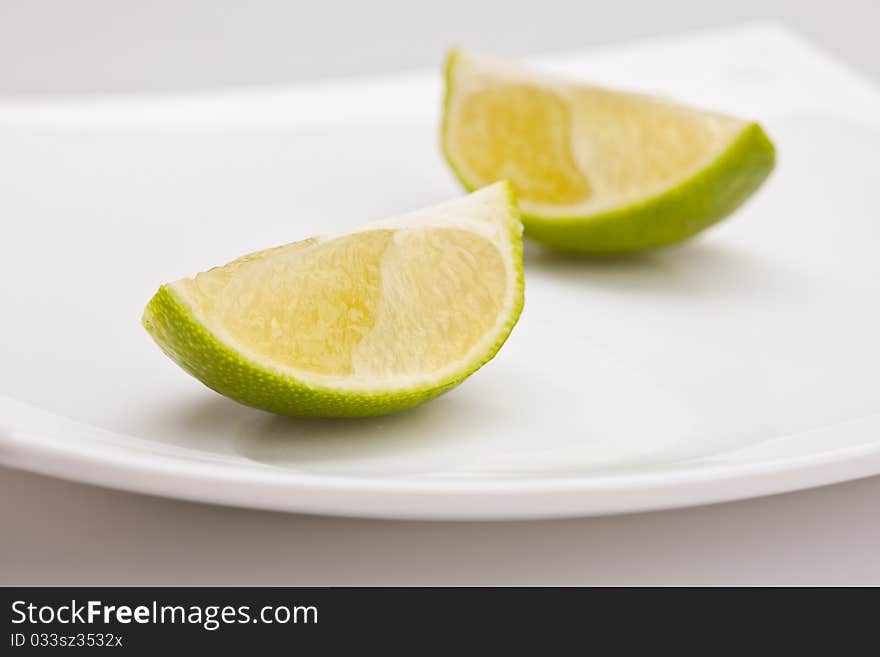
left=143, top=182, right=524, bottom=417
left=442, top=50, right=775, bottom=253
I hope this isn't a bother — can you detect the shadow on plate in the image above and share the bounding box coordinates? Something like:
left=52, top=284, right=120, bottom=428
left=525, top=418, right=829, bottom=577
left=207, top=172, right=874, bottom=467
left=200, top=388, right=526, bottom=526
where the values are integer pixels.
left=523, top=237, right=801, bottom=300
left=233, top=392, right=478, bottom=467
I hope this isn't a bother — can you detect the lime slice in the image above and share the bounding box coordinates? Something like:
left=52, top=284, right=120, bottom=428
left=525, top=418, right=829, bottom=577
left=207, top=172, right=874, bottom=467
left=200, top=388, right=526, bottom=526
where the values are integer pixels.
left=142, top=182, right=524, bottom=417
left=442, top=50, right=776, bottom=254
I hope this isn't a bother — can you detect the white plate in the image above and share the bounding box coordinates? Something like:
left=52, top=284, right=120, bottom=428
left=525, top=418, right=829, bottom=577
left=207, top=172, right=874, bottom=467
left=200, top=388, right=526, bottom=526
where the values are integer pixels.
left=2, top=24, right=880, bottom=520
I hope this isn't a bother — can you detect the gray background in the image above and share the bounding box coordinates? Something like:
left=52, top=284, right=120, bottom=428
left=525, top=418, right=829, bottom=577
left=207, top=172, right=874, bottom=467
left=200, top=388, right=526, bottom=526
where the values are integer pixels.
left=1, top=0, right=879, bottom=95
left=2, top=0, right=879, bottom=585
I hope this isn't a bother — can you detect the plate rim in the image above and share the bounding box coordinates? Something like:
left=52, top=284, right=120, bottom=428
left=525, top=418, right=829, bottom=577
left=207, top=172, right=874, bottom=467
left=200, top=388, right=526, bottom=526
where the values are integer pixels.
left=3, top=401, right=880, bottom=520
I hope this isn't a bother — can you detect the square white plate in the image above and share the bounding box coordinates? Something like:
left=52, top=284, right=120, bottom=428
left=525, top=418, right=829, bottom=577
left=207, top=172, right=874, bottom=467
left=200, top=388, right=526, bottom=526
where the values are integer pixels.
left=1, top=23, right=879, bottom=519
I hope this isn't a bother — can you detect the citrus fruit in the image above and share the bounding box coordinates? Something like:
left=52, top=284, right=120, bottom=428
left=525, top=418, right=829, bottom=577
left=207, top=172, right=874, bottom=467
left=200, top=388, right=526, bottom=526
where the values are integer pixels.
left=442, top=49, right=776, bottom=254
left=142, top=182, right=524, bottom=417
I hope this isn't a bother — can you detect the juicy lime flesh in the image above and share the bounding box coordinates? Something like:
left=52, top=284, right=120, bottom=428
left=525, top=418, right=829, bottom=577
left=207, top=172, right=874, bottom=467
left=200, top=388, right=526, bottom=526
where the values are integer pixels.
left=449, top=82, right=740, bottom=210
left=181, top=227, right=506, bottom=380
left=456, top=85, right=591, bottom=205
left=567, top=88, right=737, bottom=203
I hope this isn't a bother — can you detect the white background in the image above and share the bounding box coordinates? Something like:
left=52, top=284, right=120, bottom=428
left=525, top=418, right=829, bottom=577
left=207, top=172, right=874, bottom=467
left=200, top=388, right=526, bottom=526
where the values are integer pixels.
left=2, top=0, right=879, bottom=585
